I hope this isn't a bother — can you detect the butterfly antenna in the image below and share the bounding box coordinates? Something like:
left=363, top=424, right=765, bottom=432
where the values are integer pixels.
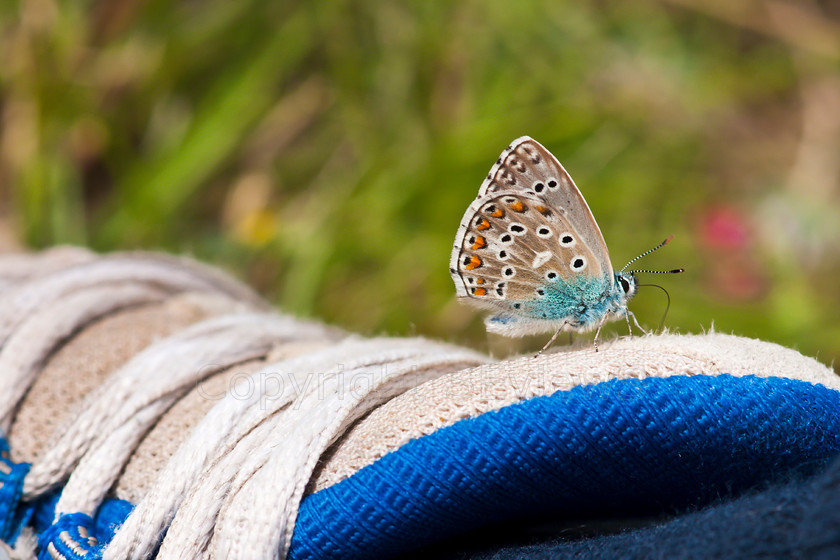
left=628, top=268, right=685, bottom=274
left=636, top=283, right=671, bottom=332
left=620, top=235, right=683, bottom=274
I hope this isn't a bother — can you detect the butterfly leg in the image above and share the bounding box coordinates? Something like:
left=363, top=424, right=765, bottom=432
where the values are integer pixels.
left=536, top=321, right=569, bottom=356
left=593, top=316, right=609, bottom=352
left=627, top=310, right=649, bottom=336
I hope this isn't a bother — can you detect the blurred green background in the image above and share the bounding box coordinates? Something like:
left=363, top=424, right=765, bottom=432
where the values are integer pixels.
left=1, top=0, right=839, bottom=365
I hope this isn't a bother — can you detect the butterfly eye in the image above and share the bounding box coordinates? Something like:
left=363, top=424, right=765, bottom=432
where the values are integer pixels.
left=618, top=276, right=632, bottom=294
left=536, top=226, right=553, bottom=238
left=570, top=256, right=586, bottom=271
left=559, top=233, right=576, bottom=247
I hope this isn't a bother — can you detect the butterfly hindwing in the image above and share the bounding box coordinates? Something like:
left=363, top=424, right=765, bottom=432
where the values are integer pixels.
left=450, top=190, right=612, bottom=335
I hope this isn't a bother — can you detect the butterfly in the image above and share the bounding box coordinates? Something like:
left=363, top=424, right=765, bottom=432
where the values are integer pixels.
left=450, top=136, right=682, bottom=352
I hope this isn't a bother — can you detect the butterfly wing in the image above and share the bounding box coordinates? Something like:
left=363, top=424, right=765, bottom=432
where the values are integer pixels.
left=450, top=190, right=614, bottom=336
left=477, top=136, right=614, bottom=280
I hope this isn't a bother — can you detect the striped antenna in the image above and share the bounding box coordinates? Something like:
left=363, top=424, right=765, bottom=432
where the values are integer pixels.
left=620, top=235, right=682, bottom=274
left=628, top=268, right=685, bottom=274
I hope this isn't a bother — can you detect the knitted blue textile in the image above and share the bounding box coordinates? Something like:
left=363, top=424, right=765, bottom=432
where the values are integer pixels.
left=0, top=440, right=29, bottom=543
left=38, top=513, right=102, bottom=560
left=93, top=499, right=134, bottom=543
left=428, top=452, right=840, bottom=559
left=31, top=497, right=132, bottom=559
left=288, top=375, right=840, bottom=560
left=0, top=446, right=133, bottom=558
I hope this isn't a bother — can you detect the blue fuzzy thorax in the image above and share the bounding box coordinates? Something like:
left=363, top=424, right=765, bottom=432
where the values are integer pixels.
left=517, top=273, right=628, bottom=329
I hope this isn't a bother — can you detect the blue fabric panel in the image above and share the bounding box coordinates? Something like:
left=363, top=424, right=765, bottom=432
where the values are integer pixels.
left=30, top=493, right=60, bottom=536
left=0, top=450, right=30, bottom=542
left=446, top=453, right=840, bottom=559
left=93, top=498, right=133, bottom=543
left=289, top=375, right=840, bottom=560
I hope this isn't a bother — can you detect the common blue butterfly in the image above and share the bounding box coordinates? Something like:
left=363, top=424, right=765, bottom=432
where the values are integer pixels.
left=450, top=136, right=681, bottom=352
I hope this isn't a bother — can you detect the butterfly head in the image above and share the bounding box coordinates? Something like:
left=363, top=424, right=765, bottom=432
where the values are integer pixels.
left=615, top=272, right=637, bottom=303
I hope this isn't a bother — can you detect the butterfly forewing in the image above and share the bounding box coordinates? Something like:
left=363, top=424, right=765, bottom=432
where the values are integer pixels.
left=450, top=190, right=607, bottom=316
left=477, top=136, right=613, bottom=279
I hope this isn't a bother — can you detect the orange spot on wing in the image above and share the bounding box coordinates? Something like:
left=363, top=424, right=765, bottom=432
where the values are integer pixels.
left=536, top=205, right=551, bottom=215
left=491, top=208, right=505, bottom=218
left=471, top=235, right=486, bottom=250
left=476, top=218, right=490, bottom=231
left=510, top=200, right=526, bottom=212
left=465, top=256, right=482, bottom=270
left=476, top=278, right=485, bottom=284
left=473, top=287, right=487, bottom=296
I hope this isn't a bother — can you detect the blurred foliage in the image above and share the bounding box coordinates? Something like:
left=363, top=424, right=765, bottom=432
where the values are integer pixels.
left=1, top=0, right=840, bottom=365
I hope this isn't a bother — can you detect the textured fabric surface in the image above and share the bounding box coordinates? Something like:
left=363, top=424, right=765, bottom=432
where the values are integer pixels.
left=114, top=338, right=339, bottom=503
left=311, top=332, right=839, bottom=491
left=420, top=452, right=840, bottom=560
left=113, top=358, right=267, bottom=504
left=290, top=375, right=840, bottom=560
left=7, top=293, right=238, bottom=464
left=0, top=247, right=94, bottom=290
